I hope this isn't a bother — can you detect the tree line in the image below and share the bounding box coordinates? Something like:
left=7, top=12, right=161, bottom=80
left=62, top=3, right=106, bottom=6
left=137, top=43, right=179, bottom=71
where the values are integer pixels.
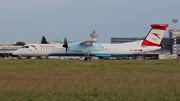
left=15, top=36, right=48, bottom=46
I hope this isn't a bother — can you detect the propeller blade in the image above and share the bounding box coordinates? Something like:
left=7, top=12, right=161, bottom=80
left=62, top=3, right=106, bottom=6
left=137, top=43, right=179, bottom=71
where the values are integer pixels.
left=66, top=47, right=67, bottom=53
left=62, top=37, right=68, bottom=54
left=64, top=37, right=67, bottom=44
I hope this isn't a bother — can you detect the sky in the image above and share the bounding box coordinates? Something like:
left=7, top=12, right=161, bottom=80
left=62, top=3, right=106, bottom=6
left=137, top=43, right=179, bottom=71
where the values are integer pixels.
left=0, top=0, right=180, bottom=43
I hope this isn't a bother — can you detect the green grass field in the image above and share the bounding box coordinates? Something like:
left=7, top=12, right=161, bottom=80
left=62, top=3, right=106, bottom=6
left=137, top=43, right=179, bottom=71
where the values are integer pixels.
left=0, top=59, right=180, bottom=101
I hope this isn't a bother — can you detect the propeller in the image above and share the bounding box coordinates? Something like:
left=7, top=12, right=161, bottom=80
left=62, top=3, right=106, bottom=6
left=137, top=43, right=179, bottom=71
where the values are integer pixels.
left=62, top=37, right=68, bottom=53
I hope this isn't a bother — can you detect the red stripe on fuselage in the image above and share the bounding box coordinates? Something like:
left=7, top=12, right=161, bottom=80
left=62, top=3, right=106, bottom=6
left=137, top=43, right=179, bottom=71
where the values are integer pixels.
left=30, top=45, right=38, bottom=50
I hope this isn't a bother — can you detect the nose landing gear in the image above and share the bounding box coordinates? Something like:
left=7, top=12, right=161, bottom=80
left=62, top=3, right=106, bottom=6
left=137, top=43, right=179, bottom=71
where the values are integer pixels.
left=18, top=55, right=22, bottom=60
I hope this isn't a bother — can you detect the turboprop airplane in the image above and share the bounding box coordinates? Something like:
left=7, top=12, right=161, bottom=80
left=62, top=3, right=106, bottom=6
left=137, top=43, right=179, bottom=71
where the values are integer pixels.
left=12, top=24, right=168, bottom=61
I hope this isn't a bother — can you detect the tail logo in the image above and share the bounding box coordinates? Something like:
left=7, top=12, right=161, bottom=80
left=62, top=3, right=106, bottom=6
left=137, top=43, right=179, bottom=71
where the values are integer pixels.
left=152, top=33, right=161, bottom=39
left=141, top=24, right=168, bottom=46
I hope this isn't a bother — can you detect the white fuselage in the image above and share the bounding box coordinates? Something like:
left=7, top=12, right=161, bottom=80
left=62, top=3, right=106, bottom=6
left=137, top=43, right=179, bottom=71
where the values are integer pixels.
left=13, top=40, right=161, bottom=57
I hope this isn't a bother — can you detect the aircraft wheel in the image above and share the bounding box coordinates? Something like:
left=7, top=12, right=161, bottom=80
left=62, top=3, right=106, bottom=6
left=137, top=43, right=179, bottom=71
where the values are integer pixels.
left=84, top=57, right=91, bottom=61
left=18, top=55, right=22, bottom=60
left=84, top=57, right=88, bottom=61
left=88, top=57, right=91, bottom=61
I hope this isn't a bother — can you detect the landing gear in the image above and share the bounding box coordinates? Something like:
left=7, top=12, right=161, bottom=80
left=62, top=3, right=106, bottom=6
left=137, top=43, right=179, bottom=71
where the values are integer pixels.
left=84, top=52, right=91, bottom=61
left=18, top=55, right=22, bottom=60
left=84, top=57, right=91, bottom=61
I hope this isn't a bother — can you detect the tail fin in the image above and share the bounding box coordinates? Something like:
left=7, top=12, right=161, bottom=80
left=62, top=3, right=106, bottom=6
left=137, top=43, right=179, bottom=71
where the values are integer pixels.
left=141, top=24, right=168, bottom=46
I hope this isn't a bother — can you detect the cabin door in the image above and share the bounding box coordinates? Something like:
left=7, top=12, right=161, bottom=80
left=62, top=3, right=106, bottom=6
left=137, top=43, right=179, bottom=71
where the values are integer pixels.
left=114, top=46, right=119, bottom=54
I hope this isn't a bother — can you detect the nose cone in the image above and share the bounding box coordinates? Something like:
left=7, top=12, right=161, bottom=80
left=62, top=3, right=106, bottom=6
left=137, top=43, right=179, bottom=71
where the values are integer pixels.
left=12, top=50, right=21, bottom=55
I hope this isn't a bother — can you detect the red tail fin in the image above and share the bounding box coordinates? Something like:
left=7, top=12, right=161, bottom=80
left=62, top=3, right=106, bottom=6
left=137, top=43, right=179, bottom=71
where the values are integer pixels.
left=141, top=24, right=168, bottom=46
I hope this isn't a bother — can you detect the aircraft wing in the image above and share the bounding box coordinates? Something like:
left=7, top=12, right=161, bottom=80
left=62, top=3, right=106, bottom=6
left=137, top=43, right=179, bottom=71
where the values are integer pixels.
left=80, top=40, right=94, bottom=46
left=68, top=42, right=103, bottom=52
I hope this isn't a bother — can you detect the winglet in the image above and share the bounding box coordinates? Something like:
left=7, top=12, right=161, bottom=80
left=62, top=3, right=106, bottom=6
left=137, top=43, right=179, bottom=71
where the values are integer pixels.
left=141, top=24, right=168, bottom=46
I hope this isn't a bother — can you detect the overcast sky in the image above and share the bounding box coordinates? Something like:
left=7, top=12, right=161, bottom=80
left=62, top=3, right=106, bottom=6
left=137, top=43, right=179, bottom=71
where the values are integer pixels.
left=0, top=0, right=180, bottom=43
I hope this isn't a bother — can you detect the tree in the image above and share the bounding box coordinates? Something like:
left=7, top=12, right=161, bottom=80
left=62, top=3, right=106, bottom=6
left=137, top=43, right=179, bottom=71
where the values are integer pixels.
left=41, top=36, right=48, bottom=44
left=14, top=41, right=25, bottom=46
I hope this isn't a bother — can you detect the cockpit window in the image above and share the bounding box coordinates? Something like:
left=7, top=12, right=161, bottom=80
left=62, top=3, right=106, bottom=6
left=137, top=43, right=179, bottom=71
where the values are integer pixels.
left=22, top=46, right=29, bottom=48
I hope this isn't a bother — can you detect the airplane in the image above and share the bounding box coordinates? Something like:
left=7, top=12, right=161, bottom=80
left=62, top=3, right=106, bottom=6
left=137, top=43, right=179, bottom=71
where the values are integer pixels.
left=12, top=24, right=168, bottom=61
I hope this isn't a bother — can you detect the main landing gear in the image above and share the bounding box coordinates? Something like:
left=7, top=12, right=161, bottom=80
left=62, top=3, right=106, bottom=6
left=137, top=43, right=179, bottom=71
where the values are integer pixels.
left=84, top=57, right=91, bottom=61
left=84, top=52, right=91, bottom=61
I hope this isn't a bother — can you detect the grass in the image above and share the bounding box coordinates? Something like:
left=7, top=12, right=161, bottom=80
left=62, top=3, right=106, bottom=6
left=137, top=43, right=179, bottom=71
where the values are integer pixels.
left=0, top=59, right=180, bottom=101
